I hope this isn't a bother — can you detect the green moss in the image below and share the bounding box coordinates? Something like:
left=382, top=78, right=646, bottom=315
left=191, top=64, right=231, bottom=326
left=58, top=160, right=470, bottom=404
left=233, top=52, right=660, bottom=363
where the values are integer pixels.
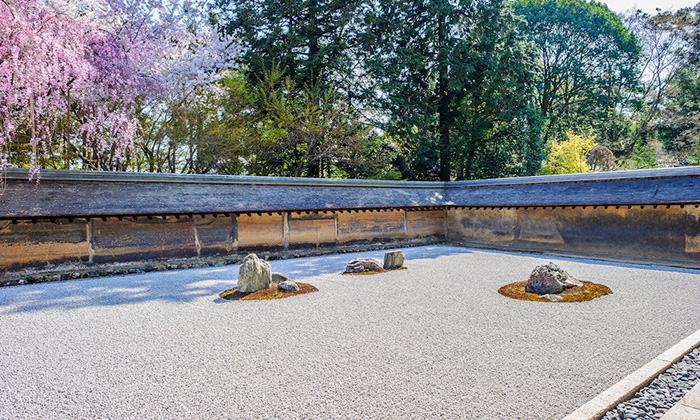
left=220, top=282, right=318, bottom=301
left=498, top=280, right=612, bottom=303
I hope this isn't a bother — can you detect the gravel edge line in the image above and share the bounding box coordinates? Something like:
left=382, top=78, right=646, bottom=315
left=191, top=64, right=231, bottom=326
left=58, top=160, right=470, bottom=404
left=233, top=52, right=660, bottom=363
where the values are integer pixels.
left=601, top=346, right=700, bottom=419
left=562, top=329, right=700, bottom=420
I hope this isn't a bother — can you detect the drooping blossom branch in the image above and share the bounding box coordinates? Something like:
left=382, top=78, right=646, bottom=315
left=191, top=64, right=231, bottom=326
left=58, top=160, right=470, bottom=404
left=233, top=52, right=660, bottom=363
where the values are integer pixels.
left=0, top=0, right=238, bottom=184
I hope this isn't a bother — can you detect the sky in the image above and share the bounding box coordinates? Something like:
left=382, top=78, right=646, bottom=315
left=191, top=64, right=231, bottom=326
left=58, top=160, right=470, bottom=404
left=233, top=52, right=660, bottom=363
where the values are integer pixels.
left=600, top=0, right=698, bottom=14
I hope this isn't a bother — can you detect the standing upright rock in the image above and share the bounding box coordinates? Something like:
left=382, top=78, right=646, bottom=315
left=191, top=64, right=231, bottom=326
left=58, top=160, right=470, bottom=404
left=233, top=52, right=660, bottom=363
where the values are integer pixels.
left=238, top=254, right=272, bottom=293
left=383, top=251, right=404, bottom=270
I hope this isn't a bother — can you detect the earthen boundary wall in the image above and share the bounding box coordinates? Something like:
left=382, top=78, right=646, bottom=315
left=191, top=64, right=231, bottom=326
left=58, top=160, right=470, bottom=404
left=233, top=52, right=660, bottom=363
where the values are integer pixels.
left=1, top=167, right=699, bottom=281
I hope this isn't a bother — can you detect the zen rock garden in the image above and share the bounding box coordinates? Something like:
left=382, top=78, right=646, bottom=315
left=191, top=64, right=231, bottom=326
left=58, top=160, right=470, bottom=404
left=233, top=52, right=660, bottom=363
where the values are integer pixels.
left=498, top=262, right=612, bottom=303
left=221, top=252, right=611, bottom=304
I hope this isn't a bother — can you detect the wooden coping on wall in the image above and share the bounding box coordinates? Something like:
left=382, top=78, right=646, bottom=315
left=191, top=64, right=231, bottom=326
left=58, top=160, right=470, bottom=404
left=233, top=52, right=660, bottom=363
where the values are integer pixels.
left=1, top=203, right=698, bottom=224
left=0, top=207, right=447, bottom=223
left=2, top=166, right=700, bottom=220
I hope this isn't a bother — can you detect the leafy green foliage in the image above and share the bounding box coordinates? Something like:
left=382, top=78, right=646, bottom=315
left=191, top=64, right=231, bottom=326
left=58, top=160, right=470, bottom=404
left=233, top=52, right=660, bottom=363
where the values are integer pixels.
left=208, top=68, right=386, bottom=178
left=657, top=68, right=700, bottom=153
left=623, top=139, right=658, bottom=169
left=134, top=67, right=383, bottom=178
left=632, top=4, right=700, bottom=165
left=621, top=9, right=691, bottom=151
left=361, top=0, right=469, bottom=180
left=17, top=0, right=700, bottom=180
left=690, top=138, right=700, bottom=165
left=452, top=3, right=544, bottom=179
left=514, top=0, right=640, bottom=147
left=212, top=0, right=372, bottom=177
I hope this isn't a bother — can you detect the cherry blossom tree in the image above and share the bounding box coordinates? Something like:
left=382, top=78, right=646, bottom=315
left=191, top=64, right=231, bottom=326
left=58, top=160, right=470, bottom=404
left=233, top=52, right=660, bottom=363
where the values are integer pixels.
left=0, top=0, right=237, bottom=183
left=1, top=0, right=91, bottom=179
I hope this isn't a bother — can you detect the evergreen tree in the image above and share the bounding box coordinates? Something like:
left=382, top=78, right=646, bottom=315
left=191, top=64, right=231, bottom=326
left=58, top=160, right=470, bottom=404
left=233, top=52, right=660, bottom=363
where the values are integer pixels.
left=211, top=0, right=366, bottom=177
left=212, top=0, right=362, bottom=91
left=452, top=2, right=544, bottom=179
left=206, top=69, right=372, bottom=178
left=362, top=0, right=543, bottom=180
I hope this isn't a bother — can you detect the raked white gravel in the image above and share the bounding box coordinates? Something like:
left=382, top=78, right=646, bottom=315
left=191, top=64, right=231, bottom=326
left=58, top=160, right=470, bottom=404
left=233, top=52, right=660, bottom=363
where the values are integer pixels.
left=1, top=246, right=699, bottom=420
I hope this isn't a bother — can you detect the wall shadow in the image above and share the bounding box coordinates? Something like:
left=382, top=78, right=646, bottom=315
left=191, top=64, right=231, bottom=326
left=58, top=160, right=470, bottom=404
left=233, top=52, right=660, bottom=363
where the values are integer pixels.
left=0, top=245, right=471, bottom=314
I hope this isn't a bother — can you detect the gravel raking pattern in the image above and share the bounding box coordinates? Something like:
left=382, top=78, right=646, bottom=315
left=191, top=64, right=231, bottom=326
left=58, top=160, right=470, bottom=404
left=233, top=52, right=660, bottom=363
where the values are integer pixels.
left=1, top=246, right=699, bottom=420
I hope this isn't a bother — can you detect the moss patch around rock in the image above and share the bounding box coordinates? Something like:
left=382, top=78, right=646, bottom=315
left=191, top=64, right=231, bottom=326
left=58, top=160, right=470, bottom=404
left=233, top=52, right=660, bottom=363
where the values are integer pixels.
left=498, top=280, right=612, bottom=303
left=219, top=282, right=318, bottom=301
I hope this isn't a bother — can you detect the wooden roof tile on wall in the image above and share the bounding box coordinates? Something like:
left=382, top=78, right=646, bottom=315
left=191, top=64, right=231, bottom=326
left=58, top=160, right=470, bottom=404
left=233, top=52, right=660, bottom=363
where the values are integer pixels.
left=445, top=167, right=700, bottom=207
left=2, top=167, right=700, bottom=219
left=0, top=169, right=446, bottom=218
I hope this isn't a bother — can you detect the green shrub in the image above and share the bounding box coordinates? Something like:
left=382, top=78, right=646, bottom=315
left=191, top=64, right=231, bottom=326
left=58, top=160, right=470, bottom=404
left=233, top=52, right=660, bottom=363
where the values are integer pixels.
left=541, top=131, right=595, bottom=175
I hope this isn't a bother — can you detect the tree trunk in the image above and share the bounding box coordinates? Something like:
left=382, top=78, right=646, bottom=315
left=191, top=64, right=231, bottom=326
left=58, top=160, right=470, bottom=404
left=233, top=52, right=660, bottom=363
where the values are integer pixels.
left=65, top=88, right=71, bottom=170
left=307, top=0, right=320, bottom=89
left=306, top=158, right=320, bottom=178
left=438, top=13, right=451, bottom=182
left=30, top=94, right=36, bottom=166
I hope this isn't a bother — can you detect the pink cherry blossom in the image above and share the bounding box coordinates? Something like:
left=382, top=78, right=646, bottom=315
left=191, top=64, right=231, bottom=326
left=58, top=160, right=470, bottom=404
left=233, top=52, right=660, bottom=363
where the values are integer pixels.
left=0, top=0, right=238, bottom=187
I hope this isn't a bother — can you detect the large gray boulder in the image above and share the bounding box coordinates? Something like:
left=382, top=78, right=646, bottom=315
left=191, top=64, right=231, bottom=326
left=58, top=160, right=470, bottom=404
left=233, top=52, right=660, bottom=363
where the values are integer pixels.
left=344, top=257, right=382, bottom=273
left=238, top=254, right=272, bottom=293
left=383, top=251, right=404, bottom=270
left=525, top=262, right=582, bottom=295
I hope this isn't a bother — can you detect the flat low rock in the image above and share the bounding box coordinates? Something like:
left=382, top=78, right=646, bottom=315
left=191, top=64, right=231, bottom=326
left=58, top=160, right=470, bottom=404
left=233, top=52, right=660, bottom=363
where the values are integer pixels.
left=345, top=258, right=383, bottom=273
left=525, top=262, right=582, bottom=295
left=238, top=254, right=272, bottom=293
left=277, top=280, right=299, bottom=292
left=383, top=251, right=404, bottom=270
left=272, top=272, right=290, bottom=283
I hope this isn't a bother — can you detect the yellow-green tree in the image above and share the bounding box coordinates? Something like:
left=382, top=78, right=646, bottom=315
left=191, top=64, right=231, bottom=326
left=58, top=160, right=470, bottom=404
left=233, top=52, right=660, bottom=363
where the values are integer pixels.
left=541, top=131, right=595, bottom=175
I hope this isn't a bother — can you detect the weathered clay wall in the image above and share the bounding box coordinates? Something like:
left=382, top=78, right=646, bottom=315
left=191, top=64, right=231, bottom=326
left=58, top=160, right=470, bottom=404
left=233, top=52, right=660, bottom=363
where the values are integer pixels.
left=446, top=204, right=700, bottom=267
left=0, top=209, right=445, bottom=271
left=2, top=167, right=700, bottom=275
